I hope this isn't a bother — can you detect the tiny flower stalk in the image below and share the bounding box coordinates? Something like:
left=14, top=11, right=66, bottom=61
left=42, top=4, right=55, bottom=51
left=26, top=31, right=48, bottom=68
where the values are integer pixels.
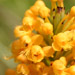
left=5, top=0, right=75, bottom=75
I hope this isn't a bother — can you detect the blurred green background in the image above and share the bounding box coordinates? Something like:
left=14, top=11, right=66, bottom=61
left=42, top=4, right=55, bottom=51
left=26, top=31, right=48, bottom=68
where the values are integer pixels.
left=0, top=0, right=75, bottom=75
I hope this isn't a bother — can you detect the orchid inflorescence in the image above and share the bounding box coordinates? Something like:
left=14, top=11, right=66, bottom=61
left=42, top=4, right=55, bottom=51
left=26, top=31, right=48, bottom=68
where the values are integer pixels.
left=6, top=0, right=75, bottom=75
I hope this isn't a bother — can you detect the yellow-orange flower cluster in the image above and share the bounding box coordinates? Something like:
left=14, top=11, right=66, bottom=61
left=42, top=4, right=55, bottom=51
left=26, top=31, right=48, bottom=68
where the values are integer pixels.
left=5, top=0, right=75, bottom=75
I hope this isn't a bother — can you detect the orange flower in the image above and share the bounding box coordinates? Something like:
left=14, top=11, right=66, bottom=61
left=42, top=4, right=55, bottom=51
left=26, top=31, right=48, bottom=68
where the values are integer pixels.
left=27, top=45, right=44, bottom=63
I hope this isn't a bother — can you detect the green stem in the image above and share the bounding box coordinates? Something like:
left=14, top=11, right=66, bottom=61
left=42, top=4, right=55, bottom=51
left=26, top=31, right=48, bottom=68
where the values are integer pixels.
left=43, top=58, right=51, bottom=66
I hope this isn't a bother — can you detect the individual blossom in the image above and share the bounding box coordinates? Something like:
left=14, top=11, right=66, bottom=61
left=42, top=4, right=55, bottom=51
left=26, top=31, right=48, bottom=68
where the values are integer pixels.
left=12, top=40, right=25, bottom=59
left=52, top=57, right=67, bottom=75
left=14, top=26, right=31, bottom=38
left=43, top=46, right=55, bottom=57
left=27, top=45, right=44, bottom=63
left=60, top=65, right=75, bottom=75
left=22, top=17, right=34, bottom=31
left=16, top=54, right=28, bottom=63
left=65, top=65, right=75, bottom=75
left=41, top=22, right=53, bottom=35
left=39, top=6, right=50, bottom=18
left=30, top=0, right=46, bottom=16
left=31, top=34, right=43, bottom=45
left=20, top=35, right=31, bottom=45
left=52, top=30, right=75, bottom=51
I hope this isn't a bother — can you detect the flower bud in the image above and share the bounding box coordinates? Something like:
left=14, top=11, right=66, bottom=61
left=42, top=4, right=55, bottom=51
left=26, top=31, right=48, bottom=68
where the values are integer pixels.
left=42, top=22, right=53, bottom=35
left=39, top=6, right=50, bottom=18
left=69, top=6, right=75, bottom=18
left=22, top=17, right=34, bottom=31
left=14, top=26, right=31, bottom=37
